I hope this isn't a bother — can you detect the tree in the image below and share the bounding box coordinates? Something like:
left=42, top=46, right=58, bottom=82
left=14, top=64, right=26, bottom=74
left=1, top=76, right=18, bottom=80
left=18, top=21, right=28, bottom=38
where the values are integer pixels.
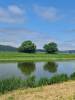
left=18, top=40, right=36, bottom=53
left=43, top=42, right=58, bottom=53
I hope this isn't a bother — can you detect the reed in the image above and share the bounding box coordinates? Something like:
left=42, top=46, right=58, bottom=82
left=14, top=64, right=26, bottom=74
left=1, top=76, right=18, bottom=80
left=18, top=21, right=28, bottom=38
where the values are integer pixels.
left=0, top=73, right=75, bottom=94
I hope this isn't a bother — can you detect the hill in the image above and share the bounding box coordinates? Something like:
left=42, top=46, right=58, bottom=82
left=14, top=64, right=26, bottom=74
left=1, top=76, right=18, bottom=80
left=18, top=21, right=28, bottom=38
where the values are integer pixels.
left=0, top=45, right=17, bottom=51
left=36, top=49, right=45, bottom=53
left=60, top=50, right=75, bottom=54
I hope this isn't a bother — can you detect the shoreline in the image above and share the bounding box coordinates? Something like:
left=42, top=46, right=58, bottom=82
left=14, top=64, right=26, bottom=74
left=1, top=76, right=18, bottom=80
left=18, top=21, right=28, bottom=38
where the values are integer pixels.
left=0, top=80, right=75, bottom=100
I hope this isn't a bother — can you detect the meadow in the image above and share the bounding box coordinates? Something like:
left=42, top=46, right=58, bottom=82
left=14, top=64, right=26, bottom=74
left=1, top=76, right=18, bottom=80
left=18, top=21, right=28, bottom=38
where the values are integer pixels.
left=0, top=52, right=75, bottom=62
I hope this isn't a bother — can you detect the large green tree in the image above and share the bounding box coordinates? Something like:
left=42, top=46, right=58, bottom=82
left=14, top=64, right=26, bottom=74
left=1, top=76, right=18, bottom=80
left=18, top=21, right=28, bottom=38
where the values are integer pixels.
left=43, top=42, right=58, bottom=53
left=18, top=40, right=36, bottom=53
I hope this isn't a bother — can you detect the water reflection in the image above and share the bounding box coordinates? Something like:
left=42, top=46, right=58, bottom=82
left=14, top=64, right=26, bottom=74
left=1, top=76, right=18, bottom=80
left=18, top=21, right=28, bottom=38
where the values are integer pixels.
left=0, top=61, right=75, bottom=80
left=18, top=62, right=35, bottom=76
left=44, top=62, right=58, bottom=73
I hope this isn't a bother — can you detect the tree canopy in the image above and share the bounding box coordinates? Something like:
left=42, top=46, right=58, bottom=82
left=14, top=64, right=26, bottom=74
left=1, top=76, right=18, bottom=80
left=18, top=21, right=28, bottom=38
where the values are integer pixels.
left=18, top=40, right=36, bottom=53
left=43, top=42, right=58, bottom=53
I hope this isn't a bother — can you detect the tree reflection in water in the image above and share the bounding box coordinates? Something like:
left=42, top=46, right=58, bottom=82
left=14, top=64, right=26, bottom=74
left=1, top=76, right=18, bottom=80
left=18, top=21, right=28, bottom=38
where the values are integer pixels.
left=18, top=62, right=35, bottom=76
left=44, top=62, right=58, bottom=73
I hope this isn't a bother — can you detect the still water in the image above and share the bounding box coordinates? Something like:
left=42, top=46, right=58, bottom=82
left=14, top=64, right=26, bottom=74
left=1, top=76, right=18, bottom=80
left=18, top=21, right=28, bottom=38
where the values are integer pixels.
left=0, top=61, right=75, bottom=80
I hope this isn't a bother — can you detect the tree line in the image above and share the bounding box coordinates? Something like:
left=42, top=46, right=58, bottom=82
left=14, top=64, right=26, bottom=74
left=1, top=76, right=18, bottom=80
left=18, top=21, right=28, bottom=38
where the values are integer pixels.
left=18, top=40, right=58, bottom=54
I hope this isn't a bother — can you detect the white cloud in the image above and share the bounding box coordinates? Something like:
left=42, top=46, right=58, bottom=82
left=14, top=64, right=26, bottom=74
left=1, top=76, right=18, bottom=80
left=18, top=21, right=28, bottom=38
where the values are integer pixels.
left=0, top=41, right=18, bottom=47
left=33, top=38, right=58, bottom=49
left=0, top=28, right=38, bottom=35
left=33, top=5, right=62, bottom=21
left=0, top=28, right=57, bottom=48
left=0, top=28, right=74, bottom=50
left=0, top=28, right=40, bottom=46
left=8, top=5, right=24, bottom=15
left=0, top=5, right=25, bottom=23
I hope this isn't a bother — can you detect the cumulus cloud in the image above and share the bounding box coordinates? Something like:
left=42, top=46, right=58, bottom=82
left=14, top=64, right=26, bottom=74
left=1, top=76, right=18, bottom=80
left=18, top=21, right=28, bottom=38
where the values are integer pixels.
left=0, top=28, right=74, bottom=50
left=57, top=39, right=75, bottom=50
left=59, top=43, right=75, bottom=50
left=0, top=28, right=40, bottom=46
left=0, top=28, right=57, bottom=48
left=0, top=5, right=25, bottom=23
left=33, top=5, right=63, bottom=21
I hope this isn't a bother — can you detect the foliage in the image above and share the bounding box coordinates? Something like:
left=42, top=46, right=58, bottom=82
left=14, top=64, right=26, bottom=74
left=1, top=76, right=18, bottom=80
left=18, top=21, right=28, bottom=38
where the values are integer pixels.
left=25, top=76, right=36, bottom=88
left=18, top=41, right=36, bottom=53
left=0, top=78, right=22, bottom=94
left=70, top=72, right=75, bottom=80
left=0, top=73, right=73, bottom=94
left=38, top=78, right=49, bottom=86
left=49, top=74, right=68, bottom=84
left=43, top=42, right=58, bottom=54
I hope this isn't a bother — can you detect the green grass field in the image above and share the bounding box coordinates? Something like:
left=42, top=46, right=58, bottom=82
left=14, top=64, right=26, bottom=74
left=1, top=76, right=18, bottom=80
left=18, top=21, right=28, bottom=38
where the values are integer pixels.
left=0, top=52, right=75, bottom=62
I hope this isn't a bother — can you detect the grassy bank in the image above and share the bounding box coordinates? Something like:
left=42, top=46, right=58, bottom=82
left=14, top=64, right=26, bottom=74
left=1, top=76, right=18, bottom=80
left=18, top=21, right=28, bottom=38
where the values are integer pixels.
left=1, top=81, right=75, bottom=100
left=0, top=52, right=75, bottom=62
left=0, top=73, right=75, bottom=94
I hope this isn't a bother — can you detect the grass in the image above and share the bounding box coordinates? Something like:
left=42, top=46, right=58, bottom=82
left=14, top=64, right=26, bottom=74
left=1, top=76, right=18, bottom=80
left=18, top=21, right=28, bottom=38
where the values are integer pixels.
left=0, top=73, right=75, bottom=94
left=1, top=81, right=75, bottom=100
left=0, top=52, right=75, bottom=62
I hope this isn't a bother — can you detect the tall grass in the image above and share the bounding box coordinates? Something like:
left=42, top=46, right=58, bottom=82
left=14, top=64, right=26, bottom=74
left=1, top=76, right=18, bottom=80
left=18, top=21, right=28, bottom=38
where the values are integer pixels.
left=70, top=72, right=75, bottom=80
left=0, top=73, right=75, bottom=94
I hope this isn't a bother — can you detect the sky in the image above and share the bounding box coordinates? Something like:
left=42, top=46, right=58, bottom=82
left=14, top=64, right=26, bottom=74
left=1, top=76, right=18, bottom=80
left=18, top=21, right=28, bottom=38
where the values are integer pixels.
left=0, top=0, right=75, bottom=50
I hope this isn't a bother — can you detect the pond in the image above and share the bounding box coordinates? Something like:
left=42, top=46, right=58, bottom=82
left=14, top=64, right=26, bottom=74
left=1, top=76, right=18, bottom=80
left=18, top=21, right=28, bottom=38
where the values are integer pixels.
left=0, top=61, right=75, bottom=80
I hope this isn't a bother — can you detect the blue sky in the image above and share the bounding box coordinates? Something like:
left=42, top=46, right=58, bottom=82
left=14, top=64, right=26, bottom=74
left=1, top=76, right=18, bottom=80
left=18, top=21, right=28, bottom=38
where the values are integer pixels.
left=0, top=0, right=75, bottom=50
